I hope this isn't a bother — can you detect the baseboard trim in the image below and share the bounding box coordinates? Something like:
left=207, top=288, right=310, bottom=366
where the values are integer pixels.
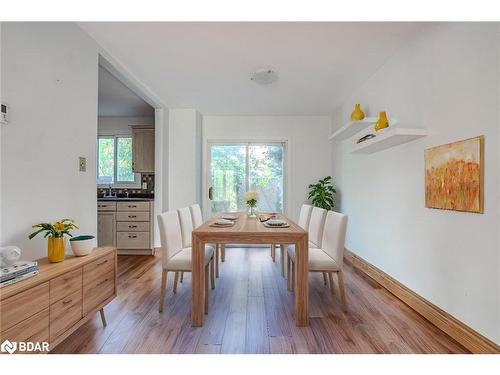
left=344, top=249, right=499, bottom=354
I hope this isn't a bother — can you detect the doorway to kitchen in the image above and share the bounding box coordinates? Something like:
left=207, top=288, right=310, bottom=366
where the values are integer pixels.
left=207, top=142, right=286, bottom=216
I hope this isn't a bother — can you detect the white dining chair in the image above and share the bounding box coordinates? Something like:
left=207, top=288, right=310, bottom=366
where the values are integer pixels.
left=157, top=210, right=215, bottom=313
left=273, top=204, right=313, bottom=277
left=190, top=203, right=224, bottom=278
left=287, top=210, right=348, bottom=311
left=287, top=206, right=328, bottom=284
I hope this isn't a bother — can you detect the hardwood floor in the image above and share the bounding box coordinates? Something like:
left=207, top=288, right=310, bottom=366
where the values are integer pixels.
left=52, top=247, right=468, bottom=354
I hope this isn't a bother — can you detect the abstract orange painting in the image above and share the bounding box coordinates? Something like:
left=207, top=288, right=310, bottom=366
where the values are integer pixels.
left=425, top=136, right=484, bottom=213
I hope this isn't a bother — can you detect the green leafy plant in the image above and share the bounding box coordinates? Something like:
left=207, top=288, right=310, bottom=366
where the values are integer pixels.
left=29, top=219, right=78, bottom=239
left=308, top=176, right=336, bottom=210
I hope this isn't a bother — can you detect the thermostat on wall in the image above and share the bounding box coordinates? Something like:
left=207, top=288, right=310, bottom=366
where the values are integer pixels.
left=1, top=103, right=8, bottom=124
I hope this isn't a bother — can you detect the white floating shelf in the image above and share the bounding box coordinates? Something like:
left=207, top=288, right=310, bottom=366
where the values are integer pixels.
left=351, top=127, right=428, bottom=154
left=329, top=117, right=398, bottom=141
left=329, top=117, right=377, bottom=141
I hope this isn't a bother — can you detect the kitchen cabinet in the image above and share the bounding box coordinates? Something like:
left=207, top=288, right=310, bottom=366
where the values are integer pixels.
left=132, top=126, right=155, bottom=173
left=97, top=212, right=116, bottom=247
left=97, top=199, right=154, bottom=255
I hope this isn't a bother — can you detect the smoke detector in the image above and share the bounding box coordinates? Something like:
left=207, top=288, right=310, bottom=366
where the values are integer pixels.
left=250, top=68, right=278, bottom=85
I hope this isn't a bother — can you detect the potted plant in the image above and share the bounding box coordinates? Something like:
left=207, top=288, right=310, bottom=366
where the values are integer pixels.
left=29, top=219, right=78, bottom=263
left=244, top=191, right=259, bottom=218
left=308, top=176, right=336, bottom=210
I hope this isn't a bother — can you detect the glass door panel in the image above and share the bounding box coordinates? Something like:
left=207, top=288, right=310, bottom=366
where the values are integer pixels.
left=249, top=145, right=284, bottom=213
left=209, top=144, right=246, bottom=214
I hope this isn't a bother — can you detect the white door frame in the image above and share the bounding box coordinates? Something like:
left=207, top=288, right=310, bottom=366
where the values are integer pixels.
left=98, top=52, right=168, bottom=248
left=202, top=137, right=291, bottom=218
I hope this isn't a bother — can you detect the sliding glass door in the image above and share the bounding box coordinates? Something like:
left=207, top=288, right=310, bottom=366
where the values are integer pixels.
left=208, top=142, right=285, bottom=215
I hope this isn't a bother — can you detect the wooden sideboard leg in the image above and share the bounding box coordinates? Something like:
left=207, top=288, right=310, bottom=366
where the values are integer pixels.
left=180, top=272, right=184, bottom=283
left=99, top=308, right=107, bottom=327
left=271, top=244, right=276, bottom=262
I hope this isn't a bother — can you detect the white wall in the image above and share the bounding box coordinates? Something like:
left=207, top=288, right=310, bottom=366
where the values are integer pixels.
left=331, top=23, right=499, bottom=344
left=97, top=116, right=154, bottom=135
left=203, top=116, right=332, bottom=221
left=168, top=109, right=202, bottom=210
left=1, top=23, right=99, bottom=260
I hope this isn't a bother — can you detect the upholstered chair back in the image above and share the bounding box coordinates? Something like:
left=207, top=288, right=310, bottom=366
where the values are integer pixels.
left=308, top=207, right=327, bottom=247
left=178, top=206, right=194, bottom=248
left=297, top=204, right=313, bottom=230
left=157, top=210, right=184, bottom=269
left=321, top=210, right=348, bottom=267
left=190, top=204, right=204, bottom=229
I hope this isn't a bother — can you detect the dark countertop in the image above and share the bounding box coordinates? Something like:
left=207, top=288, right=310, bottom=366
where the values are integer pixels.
left=97, top=197, right=154, bottom=202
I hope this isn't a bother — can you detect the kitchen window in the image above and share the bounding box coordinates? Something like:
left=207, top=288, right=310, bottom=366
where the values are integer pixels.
left=97, top=136, right=140, bottom=187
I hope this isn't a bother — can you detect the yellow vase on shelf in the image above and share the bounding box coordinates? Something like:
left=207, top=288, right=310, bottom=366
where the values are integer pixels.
left=374, top=111, right=389, bottom=131
left=48, top=237, right=65, bottom=263
left=350, top=103, right=365, bottom=121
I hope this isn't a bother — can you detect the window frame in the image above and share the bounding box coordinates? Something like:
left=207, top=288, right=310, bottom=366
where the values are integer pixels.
left=97, top=135, right=141, bottom=188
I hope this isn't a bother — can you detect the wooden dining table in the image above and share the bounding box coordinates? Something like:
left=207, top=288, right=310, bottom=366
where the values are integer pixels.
left=191, top=212, right=309, bottom=327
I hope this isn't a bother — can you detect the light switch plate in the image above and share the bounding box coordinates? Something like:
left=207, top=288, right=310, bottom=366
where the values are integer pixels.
left=79, top=157, right=87, bottom=172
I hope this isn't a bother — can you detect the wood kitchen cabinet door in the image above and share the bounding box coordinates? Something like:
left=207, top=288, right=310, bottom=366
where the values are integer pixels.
left=132, top=127, right=155, bottom=173
left=97, top=212, right=116, bottom=247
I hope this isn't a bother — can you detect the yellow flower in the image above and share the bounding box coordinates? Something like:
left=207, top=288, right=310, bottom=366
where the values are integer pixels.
left=54, top=222, right=65, bottom=232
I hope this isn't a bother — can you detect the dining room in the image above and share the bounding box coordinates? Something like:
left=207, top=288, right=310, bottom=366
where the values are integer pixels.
left=1, top=7, right=499, bottom=372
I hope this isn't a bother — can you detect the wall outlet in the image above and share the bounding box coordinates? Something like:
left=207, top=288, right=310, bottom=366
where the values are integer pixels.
left=142, top=182, right=147, bottom=189
left=79, top=157, right=87, bottom=172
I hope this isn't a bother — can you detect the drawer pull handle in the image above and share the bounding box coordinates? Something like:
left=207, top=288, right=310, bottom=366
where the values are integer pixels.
left=128, top=235, right=137, bottom=238
left=62, top=298, right=73, bottom=305
left=128, top=225, right=137, bottom=228
left=97, top=278, right=109, bottom=287
left=97, top=259, right=108, bottom=266
left=128, top=205, right=137, bottom=208
left=128, top=215, right=137, bottom=218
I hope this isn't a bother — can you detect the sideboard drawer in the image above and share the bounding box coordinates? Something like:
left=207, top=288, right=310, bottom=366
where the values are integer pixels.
left=116, top=221, right=150, bottom=232
left=0, top=282, right=49, bottom=332
left=83, top=252, right=114, bottom=286
left=117, top=232, right=150, bottom=249
left=0, top=308, right=49, bottom=352
left=50, top=268, right=82, bottom=304
left=83, top=273, right=115, bottom=316
left=50, top=289, right=82, bottom=342
left=116, top=211, right=150, bottom=221
left=97, top=201, right=117, bottom=211
left=117, top=201, right=150, bottom=212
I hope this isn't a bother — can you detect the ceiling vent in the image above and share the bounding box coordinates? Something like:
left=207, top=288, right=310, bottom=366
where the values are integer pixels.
left=250, top=68, right=278, bottom=85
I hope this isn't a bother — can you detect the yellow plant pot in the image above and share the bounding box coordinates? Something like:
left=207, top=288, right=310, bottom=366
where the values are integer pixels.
left=48, top=237, right=65, bottom=263
left=374, top=111, right=389, bottom=131
left=350, top=103, right=365, bottom=121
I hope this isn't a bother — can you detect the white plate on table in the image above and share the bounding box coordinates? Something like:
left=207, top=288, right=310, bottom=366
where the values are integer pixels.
left=263, top=219, right=290, bottom=228
left=210, top=219, right=235, bottom=227
left=221, top=214, right=238, bottom=221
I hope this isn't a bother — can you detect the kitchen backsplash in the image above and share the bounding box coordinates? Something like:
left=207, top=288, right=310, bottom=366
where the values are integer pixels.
left=97, top=173, right=155, bottom=197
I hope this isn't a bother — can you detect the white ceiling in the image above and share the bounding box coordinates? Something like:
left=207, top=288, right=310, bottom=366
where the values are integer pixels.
left=84, top=22, right=428, bottom=115
left=98, top=65, right=154, bottom=117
